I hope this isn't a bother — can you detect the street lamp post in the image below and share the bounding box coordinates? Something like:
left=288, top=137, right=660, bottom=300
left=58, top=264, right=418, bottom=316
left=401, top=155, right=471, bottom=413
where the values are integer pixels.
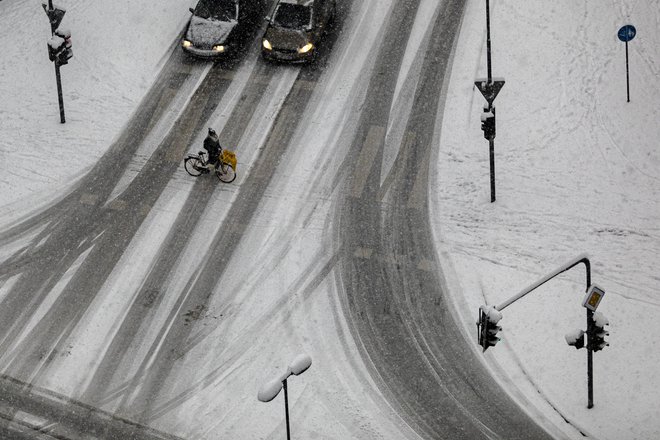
left=258, top=354, right=312, bottom=440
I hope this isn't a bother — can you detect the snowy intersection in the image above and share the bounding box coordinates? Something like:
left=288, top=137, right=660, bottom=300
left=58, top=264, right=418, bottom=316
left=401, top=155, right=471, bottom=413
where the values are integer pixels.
left=1, top=1, right=659, bottom=439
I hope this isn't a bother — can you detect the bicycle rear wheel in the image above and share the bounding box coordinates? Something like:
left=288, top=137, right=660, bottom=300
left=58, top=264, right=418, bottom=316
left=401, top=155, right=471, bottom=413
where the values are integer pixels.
left=184, top=157, right=204, bottom=176
left=216, top=165, right=236, bottom=183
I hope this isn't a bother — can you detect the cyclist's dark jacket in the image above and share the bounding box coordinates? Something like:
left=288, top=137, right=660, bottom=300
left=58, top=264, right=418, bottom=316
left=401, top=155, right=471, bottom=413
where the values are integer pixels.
left=204, top=133, right=221, bottom=165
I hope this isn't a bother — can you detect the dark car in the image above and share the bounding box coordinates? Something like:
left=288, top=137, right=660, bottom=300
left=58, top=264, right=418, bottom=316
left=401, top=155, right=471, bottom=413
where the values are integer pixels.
left=182, top=0, right=243, bottom=58
left=261, top=0, right=336, bottom=63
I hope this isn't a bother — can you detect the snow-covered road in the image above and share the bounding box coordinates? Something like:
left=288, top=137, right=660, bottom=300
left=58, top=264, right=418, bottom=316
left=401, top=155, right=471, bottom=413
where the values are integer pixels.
left=1, top=0, right=659, bottom=439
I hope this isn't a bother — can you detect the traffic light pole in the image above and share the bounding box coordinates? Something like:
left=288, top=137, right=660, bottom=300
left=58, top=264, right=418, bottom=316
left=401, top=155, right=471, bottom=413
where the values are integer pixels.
left=283, top=379, right=291, bottom=440
left=495, top=254, right=591, bottom=312
left=486, top=0, right=494, bottom=202
left=586, top=308, right=594, bottom=408
left=486, top=0, right=492, bottom=83
left=46, top=0, right=66, bottom=123
left=489, top=136, right=495, bottom=202
left=475, top=0, right=503, bottom=203
left=54, top=62, right=65, bottom=123
left=491, top=254, right=598, bottom=407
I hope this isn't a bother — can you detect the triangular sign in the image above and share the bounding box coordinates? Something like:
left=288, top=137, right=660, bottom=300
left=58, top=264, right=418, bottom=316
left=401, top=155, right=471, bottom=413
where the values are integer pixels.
left=42, top=3, right=66, bottom=31
left=474, top=78, right=505, bottom=105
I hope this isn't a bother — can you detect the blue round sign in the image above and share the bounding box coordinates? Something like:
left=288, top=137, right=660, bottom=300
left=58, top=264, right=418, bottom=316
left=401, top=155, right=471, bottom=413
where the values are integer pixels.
left=618, top=25, right=636, bottom=42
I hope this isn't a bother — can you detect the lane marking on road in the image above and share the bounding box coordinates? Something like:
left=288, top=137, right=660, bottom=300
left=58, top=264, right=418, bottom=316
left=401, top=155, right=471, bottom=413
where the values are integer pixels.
left=145, top=87, right=179, bottom=137
left=108, top=199, right=127, bottom=211
left=217, top=69, right=235, bottom=80
left=354, top=247, right=373, bottom=259
left=407, top=136, right=430, bottom=210
left=352, top=125, right=385, bottom=198
left=79, top=193, right=99, bottom=206
left=140, top=203, right=152, bottom=217
left=296, top=79, right=317, bottom=91
left=416, top=258, right=435, bottom=272
left=379, top=130, right=416, bottom=200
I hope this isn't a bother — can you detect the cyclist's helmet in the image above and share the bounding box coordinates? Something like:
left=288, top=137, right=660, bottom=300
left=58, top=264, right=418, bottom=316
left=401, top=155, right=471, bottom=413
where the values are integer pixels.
left=208, top=128, right=216, bottom=136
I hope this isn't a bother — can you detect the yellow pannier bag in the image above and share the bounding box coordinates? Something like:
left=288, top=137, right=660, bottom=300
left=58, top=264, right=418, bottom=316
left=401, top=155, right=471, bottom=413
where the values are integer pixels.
left=222, top=149, right=237, bottom=171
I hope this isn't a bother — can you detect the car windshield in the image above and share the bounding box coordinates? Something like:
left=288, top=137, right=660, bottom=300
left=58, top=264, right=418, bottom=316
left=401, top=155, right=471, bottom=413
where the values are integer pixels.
left=195, top=0, right=237, bottom=21
left=273, top=3, right=312, bottom=29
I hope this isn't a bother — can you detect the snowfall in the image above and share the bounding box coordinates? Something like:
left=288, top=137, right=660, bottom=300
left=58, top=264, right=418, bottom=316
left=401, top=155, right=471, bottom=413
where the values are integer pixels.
left=0, top=0, right=659, bottom=439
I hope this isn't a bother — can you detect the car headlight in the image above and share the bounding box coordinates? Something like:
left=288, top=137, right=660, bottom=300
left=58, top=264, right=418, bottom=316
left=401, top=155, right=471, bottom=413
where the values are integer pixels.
left=298, top=43, right=314, bottom=54
left=182, top=40, right=192, bottom=48
left=213, top=45, right=225, bottom=53
left=262, top=39, right=272, bottom=50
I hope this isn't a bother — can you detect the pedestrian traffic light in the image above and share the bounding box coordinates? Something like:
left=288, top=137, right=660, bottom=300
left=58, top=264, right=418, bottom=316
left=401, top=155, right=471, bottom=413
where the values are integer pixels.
left=55, top=28, right=73, bottom=65
left=477, top=305, right=502, bottom=352
left=480, top=105, right=496, bottom=140
left=565, top=329, right=585, bottom=350
left=589, top=312, right=609, bottom=352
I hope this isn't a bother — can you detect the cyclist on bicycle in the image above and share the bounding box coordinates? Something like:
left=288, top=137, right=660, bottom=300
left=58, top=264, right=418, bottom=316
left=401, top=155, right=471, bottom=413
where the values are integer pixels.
left=203, top=127, right=223, bottom=172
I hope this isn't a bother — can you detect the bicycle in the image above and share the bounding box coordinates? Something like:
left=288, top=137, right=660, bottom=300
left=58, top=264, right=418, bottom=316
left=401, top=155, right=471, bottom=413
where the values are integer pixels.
left=183, top=149, right=237, bottom=183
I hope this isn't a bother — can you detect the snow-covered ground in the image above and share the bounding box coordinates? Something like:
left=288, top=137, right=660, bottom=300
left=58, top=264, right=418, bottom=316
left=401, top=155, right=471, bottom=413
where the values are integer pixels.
left=0, top=0, right=193, bottom=221
left=432, top=1, right=660, bottom=439
left=1, top=0, right=659, bottom=439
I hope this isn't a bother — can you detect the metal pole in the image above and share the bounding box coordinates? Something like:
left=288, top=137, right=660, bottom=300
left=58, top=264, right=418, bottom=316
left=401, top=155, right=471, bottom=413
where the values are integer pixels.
left=486, top=0, right=492, bottom=83
left=489, top=136, right=495, bottom=202
left=485, top=0, right=494, bottom=201
left=493, top=254, right=596, bottom=407
left=587, top=308, right=594, bottom=408
left=625, top=40, right=630, bottom=102
left=581, top=257, right=594, bottom=408
left=47, top=0, right=65, bottom=123
left=496, top=254, right=591, bottom=311
left=283, top=379, right=291, bottom=440
left=55, top=64, right=65, bottom=123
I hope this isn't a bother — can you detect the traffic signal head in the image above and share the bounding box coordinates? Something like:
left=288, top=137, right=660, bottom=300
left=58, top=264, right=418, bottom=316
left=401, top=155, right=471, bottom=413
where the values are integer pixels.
left=47, top=35, right=65, bottom=62
left=589, top=311, right=609, bottom=352
left=54, top=28, right=72, bottom=65
left=480, top=105, right=496, bottom=140
left=57, top=46, right=73, bottom=65
left=565, top=329, right=585, bottom=349
left=477, top=305, right=502, bottom=352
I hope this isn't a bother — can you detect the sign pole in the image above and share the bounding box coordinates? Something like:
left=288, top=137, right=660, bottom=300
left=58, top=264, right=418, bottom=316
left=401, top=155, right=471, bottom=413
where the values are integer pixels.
left=617, top=24, right=636, bottom=103
left=486, top=0, right=493, bottom=201
left=475, top=0, right=503, bottom=203
left=489, top=137, right=495, bottom=202
left=625, top=40, right=630, bottom=103
left=486, top=0, right=492, bottom=83
left=55, top=64, right=65, bottom=123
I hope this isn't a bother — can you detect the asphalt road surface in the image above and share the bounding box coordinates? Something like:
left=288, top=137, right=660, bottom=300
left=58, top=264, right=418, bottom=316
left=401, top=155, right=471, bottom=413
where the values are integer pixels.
left=0, top=0, right=563, bottom=439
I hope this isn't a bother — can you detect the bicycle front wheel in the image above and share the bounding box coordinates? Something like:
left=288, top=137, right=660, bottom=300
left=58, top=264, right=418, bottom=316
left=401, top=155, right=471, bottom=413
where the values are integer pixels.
left=184, top=157, right=204, bottom=177
left=216, top=165, right=236, bottom=183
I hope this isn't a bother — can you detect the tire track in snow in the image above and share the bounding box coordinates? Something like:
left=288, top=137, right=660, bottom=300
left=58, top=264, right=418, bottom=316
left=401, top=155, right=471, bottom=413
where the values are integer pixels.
left=336, top=0, right=560, bottom=438
left=76, top=61, right=296, bottom=407
left=104, top=61, right=340, bottom=423
left=0, top=46, right=246, bottom=435
left=0, top=49, right=205, bottom=365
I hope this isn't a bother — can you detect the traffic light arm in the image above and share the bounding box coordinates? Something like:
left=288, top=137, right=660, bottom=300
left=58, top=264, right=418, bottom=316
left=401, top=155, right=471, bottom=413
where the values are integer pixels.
left=496, top=253, right=591, bottom=311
